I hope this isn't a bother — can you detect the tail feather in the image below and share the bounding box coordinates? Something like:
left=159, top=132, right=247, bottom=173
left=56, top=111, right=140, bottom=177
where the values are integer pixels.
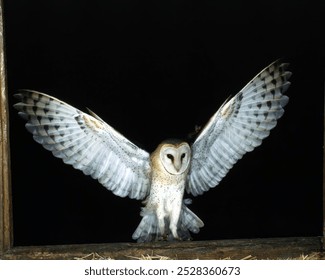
left=132, top=201, right=204, bottom=243
left=132, top=208, right=159, bottom=243
left=178, top=203, right=204, bottom=240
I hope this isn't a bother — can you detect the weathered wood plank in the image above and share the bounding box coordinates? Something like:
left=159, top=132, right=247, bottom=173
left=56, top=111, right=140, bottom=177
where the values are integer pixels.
left=323, top=79, right=325, bottom=249
left=1, top=237, right=323, bottom=260
left=0, top=2, right=13, bottom=254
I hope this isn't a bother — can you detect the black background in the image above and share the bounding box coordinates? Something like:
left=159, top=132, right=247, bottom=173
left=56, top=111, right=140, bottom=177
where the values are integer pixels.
left=3, top=0, right=324, bottom=246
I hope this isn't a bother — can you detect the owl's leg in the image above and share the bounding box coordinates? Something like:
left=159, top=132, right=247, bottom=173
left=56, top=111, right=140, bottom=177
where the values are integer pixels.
left=156, top=209, right=167, bottom=240
left=169, top=205, right=182, bottom=240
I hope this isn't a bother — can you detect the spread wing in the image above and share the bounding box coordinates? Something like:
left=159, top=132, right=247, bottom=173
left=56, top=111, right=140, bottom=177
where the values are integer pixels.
left=187, top=60, right=291, bottom=196
left=14, top=90, right=151, bottom=200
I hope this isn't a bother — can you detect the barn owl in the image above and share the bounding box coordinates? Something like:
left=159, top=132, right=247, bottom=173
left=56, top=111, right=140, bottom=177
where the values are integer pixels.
left=14, top=60, right=291, bottom=242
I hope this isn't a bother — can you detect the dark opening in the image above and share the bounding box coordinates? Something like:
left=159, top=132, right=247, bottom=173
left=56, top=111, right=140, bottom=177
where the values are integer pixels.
left=4, top=0, right=324, bottom=246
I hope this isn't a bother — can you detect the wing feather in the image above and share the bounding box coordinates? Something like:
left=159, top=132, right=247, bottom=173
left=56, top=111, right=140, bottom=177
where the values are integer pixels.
left=187, top=60, right=291, bottom=196
left=14, top=90, right=151, bottom=200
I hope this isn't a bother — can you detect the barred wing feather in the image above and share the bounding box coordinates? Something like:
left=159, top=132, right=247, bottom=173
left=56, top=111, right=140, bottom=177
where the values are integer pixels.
left=14, top=90, right=151, bottom=200
left=187, top=61, right=291, bottom=196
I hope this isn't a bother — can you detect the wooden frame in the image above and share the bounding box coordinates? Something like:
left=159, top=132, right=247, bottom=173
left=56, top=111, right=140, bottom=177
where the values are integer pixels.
left=322, top=77, right=325, bottom=250
left=0, top=2, right=13, bottom=255
left=0, top=3, right=324, bottom=260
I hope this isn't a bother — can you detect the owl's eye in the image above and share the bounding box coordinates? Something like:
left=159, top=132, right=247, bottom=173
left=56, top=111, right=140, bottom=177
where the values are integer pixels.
left=167, top=154, right=174, bottom=161
left=181, top=153, right=186, bottom=160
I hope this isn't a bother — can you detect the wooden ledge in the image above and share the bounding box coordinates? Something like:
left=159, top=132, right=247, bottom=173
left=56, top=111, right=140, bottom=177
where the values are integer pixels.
left=1, top=236, right=323, bottom=260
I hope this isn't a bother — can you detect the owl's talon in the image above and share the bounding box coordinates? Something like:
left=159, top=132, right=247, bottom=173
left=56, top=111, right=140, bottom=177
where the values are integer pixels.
left=158, top=234, right=168, bottom=241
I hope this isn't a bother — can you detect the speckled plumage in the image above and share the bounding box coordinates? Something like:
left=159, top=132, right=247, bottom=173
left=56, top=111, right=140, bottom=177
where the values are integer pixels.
left=132, top=141, right=203, bottom=242
left=14, top=60, right=291, bottom=242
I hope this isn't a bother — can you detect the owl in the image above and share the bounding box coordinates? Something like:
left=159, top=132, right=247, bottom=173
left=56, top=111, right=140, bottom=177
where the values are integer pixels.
left=14, top=60, right=291, bottom=242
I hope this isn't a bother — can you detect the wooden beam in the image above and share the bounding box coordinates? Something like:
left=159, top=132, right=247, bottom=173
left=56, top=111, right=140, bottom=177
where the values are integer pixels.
left=0, top=237, right=323, bottom=260
left=0, top=2, right=13, bottom=254
left=323, top=77, right=325, bottom=249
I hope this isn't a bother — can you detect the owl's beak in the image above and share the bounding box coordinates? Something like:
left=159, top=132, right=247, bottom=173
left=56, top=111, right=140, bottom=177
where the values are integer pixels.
left=174, top=160, right=182, bottom=173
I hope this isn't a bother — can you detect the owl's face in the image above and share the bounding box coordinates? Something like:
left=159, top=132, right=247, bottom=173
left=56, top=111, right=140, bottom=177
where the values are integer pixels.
left=159, top=142, right=191, bottom=175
